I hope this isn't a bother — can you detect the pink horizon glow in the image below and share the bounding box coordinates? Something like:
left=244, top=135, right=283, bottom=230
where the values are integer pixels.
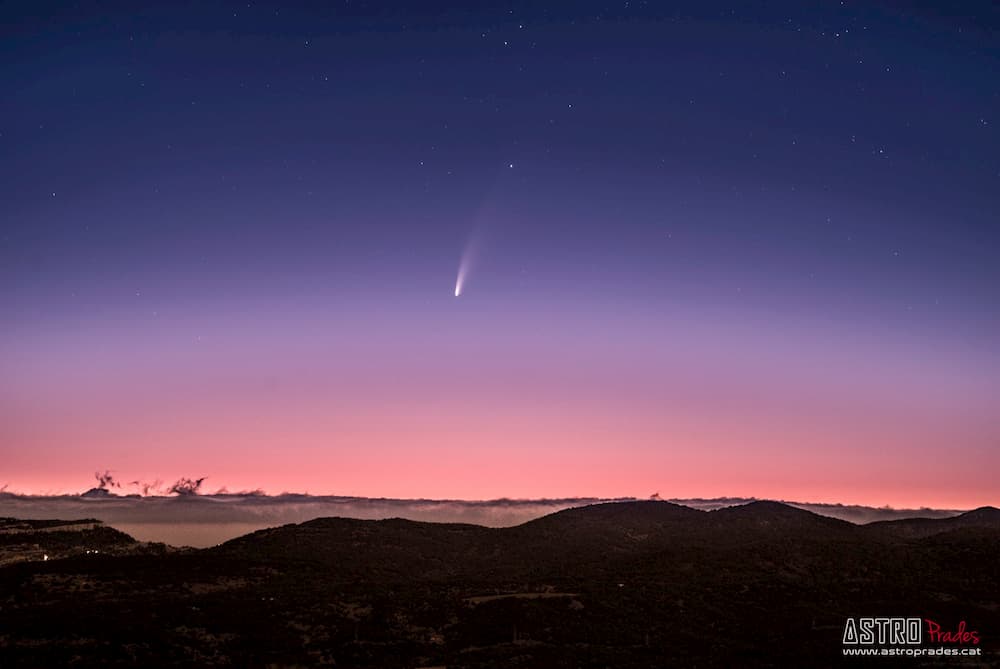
left=3, top=296, right=998, bottom=510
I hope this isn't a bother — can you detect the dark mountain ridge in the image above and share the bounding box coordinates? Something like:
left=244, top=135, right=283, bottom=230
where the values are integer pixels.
left=1, top=500, right=997, bottom=668
left=216, top=500, right=868, bottom=565
left=864, top=504, right=1000, bottom=539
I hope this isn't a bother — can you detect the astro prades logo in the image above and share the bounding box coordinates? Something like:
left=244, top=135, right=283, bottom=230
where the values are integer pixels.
left=842, top=618, right=984, bottom=658
left=843, top=618, right=922, bottom=646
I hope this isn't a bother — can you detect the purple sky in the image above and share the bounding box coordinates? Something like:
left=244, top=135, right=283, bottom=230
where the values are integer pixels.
left=2, top=1, right=998, bottom=508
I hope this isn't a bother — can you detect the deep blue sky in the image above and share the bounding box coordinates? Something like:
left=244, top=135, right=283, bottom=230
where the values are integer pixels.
left=3, top=2, right=998, bottom=313
left=1, top=1, right=998, bottom=503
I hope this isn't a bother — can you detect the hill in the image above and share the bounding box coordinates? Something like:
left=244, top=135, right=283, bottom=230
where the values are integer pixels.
left=0, top=517, right=143, bottom=566
left=864, top=505, right=1000, bottom=539
left=0, top=501, right=996, bottom=667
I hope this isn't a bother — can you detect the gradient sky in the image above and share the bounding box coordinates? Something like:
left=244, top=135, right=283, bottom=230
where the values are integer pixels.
left=2, top=1, right=998, bottom=507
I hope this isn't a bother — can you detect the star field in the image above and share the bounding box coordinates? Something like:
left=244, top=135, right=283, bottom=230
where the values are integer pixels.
left=1, top=1, right=998, bottom=505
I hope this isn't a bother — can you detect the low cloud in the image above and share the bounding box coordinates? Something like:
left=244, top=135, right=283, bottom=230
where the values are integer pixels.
left=94, top=470, right=120, bottom=490
left=129, top=479, right=164, bottom=497
left=167, top=477, right=206, bottom=496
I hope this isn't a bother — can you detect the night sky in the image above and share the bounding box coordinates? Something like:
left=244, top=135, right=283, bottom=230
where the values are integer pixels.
left=2, top=1, right=998, bottom=507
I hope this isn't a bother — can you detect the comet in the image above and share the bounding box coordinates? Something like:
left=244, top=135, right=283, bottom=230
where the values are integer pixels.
left=454, top=230, right=480, bottom=297
left=454, top=258, right=468, bottom=297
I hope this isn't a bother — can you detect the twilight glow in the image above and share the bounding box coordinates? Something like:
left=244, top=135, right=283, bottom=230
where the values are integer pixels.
left=2, top=2, right=998, bottom=510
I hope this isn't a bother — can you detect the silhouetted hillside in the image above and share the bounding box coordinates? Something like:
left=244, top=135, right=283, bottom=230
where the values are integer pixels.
left=217, top=516, right=498, bottom=579
left=0, top=501, right=996, bottom=667
left=0, top=517, right=143, bottom=566
left=864, top=505, right=1000, bottom=539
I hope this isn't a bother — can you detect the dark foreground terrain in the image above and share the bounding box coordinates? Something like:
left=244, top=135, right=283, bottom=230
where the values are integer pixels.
left=1, top=501, right=997, bottom=667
